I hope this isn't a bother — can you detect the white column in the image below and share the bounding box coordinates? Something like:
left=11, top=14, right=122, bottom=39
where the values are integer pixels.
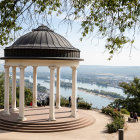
left=11, top=66, right=17, bottom=111
left=49, top=66, right=56, bottom=121
left=4, top=65, right=10, bottom=115
left=56, top=67, right=61, bottom=109
left=71, top=66, right=77, bottom=118
left=33, top=66, right=37, bottom=107
left=18, top=66, right=26, bottom=121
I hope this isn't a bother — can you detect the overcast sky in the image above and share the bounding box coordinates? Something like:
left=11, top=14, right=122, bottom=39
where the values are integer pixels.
left=1, top=13, right=140, bottom=66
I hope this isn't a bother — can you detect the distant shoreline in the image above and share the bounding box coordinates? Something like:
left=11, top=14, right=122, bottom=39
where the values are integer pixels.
left=78, top=88, right=115, bottom=101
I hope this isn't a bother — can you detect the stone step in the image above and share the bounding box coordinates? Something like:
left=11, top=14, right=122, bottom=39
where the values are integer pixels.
left=0, top=116, right=91, bottom=128
left=0, top=116, right=94, bottom=133
left=0, top=119, right=93, bottom=133
left=0, top=116, right=85, bottom=126
left=0, top=119, right=88, bottom=129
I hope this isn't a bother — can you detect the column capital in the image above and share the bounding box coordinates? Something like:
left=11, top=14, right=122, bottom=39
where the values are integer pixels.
left=71, top=66, right=78, bottom=70
left=12, top=66, right=16, bottom=68
left=33, top=66, right=38, bottom=68
left=57, top=66, right=61, bottom=69
left=4, top=65, right=10, bottom=69
left=49, top=65, right=56, bottom=70
left=19, top=65, right=26, bottom=69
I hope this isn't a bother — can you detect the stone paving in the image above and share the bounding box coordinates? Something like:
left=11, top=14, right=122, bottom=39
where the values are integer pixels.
left=0, top=106, right=90, bottom=123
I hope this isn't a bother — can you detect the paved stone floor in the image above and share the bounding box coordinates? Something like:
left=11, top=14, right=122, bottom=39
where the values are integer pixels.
left=0, top=106, right=91, bottom=123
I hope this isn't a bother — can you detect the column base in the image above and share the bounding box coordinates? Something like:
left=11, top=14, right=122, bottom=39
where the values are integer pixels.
left=71, top=111, right=77, bottom=118
left=2, top=111, right=10, bottom=116
left=18, top=116, right=27, bottom=121
left=11, top=108, right=18, bottom=112
left=56, top=106, right=62, bottom=109
left=48, top=118, right=56, bottom=121
left=71, top=114, right=77, bottom=118
left=32, top=105, right=37, bottom=108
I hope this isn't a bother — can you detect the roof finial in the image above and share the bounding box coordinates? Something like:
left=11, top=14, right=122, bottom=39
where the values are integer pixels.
left=32, top=25, right=53, bottom=32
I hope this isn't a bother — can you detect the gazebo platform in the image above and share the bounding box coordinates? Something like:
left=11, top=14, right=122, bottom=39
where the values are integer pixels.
left=0, top=107, right=95, bottom=133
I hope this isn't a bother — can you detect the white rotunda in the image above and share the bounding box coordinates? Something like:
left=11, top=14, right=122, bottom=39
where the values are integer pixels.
left=1, top=25, right=83, bottom=121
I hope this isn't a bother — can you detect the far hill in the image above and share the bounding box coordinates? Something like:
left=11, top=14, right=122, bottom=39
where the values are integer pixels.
left=77, top=65, right=140, bottom=77
left=1, top=64, right=140, bottom=77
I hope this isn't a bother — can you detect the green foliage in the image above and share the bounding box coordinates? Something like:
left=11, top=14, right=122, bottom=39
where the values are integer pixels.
left=120, top=108, right=130, bottom=115
left=60, top=97, right=69, bottom=107
left=16, top=87, right=33, bottom=106
left=0, top=73, right=32, bottom=108
left=109, top=77, right=140, bottom=116
left=119, top=77, right=140, bottom=98
left=109, top=98, right=125, bottom=108
left=0, top=73, right=12, bottom=108
left=78, top=101, right=92, bottom=110
left=60, top=97, right=92, bottom=110
left=110, top=77, right=140, bottom=116
left=110, top=98, right=140, bottom=116
left=25, top=88, right=32, bottom=106
left=102, top=107, right=124, bottom=119
left=107, top=122, right=118, bottom=133
left=102, top=107, right=125, bottom=133
left=0, top=0, right=140, bottom=58
left=107, top=118, right=124, bottom=133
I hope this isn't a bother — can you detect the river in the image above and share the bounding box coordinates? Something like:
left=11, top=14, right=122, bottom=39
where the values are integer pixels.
left=18, top=76, right=125, bottom=109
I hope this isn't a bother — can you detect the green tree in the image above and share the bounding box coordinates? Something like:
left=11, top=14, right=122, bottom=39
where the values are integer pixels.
left=16, top=87, right=33, bottom=106
left=120, top=77, right=140, bottom=99
left=110, top=77, right=140, bottom=115
left=25, top=88, right=32, bottom=105
left=0, top=0, right=140, bottom=59
left=0, top=72, right=32, bottom=108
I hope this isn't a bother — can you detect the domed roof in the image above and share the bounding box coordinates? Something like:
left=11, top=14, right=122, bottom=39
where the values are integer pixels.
left=2, top=25, right=82, bottom=60
left=11, top=25, right=75, bottom=49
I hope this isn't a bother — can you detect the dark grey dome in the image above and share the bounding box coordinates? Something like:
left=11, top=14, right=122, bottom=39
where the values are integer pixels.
left=2, top=25, right=82, bottom=60
left=11, top=25, right=75, bottom=49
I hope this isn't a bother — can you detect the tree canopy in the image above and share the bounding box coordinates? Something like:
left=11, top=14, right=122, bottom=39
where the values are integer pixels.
left=110, top=77, right=140, bottom=115
left=120, top=77, right=140, bottom=99
left=0, top=0, right=140, bottom=58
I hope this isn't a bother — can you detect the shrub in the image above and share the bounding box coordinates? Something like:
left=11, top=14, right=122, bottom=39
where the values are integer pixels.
left=60, top=97, right=69, bottom=107
left=78, top=101, right=92, bottom=110
left=120, top=108, right=130, bottom=115
left=60, top=96, right=92, bottom=110
left=16, top=87, right=32, bottom=106
left=107, top=123, right=118, bottom=133
left=102, top=107, right=125, bottom=133
left=107, top=118, right=125, bottom=133
left=102, top=107, right=124, bottom=119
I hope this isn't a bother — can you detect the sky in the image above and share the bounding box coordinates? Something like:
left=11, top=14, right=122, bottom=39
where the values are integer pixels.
left=1, top=13, right=140, bottom=66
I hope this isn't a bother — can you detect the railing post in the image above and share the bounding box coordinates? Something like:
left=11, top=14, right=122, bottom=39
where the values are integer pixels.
left=118, top=129, right=124, bottom=140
